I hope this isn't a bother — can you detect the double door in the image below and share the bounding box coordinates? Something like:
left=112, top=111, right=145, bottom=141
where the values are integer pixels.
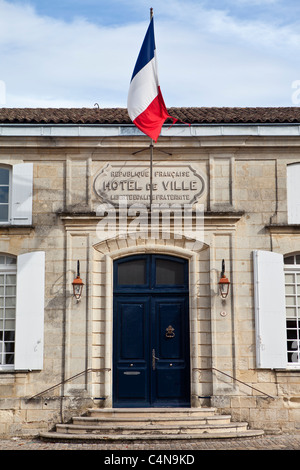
left=113, top=255, right=190, bottom=407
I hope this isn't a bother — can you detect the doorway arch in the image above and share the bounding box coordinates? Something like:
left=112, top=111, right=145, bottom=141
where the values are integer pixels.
left=93, top=238, right=209, bottom=408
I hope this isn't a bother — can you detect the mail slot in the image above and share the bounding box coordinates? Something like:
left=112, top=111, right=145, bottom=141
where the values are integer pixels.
left=124, top=371, right=141, bottom=375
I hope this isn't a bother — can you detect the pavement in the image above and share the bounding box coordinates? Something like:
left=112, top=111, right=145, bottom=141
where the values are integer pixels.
left=1, top=433, right=300, bottom=451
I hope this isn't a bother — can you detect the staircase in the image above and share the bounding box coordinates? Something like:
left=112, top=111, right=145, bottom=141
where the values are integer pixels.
left=39, top=408, right=264, bottom=441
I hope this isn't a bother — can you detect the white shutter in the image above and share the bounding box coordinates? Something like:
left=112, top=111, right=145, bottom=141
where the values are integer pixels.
left=287, top=163, right=300, bottom=224
left=11, top=163, right=33, bottom=225
left=253, top=250, right=287, bottom=369
left=15, top=251, right=45, bottom=370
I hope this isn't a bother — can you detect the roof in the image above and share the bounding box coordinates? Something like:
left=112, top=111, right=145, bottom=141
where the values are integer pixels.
left=0, top=107, right=300, bottom=125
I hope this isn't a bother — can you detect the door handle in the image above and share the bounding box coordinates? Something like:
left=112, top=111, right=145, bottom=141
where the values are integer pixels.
left=152, top=349, right=159, bottom=370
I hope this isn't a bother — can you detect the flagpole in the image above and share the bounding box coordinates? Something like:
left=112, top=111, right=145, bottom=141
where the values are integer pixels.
left=149, top=8, right=154, bottom=210
left=150, top=138, right=153, bottom=209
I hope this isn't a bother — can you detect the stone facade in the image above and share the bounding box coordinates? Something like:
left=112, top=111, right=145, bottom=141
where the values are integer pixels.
left=1, top=109, right=300, bottom=436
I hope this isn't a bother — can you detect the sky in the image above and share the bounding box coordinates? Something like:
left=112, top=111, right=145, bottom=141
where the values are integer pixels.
left=0, top=0, right=300, bottom=109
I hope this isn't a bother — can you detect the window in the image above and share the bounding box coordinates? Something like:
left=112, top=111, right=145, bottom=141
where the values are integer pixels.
left=115, top=255, right=188, bottom=290
left=0, top=163, right=33, bottom=226
left=0, top=255, right=16, bottom=367
left=0, top=167, right=10, bottom=223
left=155, top=258, right=185, bottom=285
left=284, top=254, right=300, bottom=364
left=117, top=258, right=146, bottom=285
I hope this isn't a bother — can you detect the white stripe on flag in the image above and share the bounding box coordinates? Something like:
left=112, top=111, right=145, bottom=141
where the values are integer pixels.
left=127, top=53, right=159, bottom=122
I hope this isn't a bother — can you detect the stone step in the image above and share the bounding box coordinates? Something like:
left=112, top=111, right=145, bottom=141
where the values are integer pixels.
left=72, top=414, right=232, bottom=426
left=40, top=429, right=265, bottom=442
left=87, top=407, right=218, bottom=419
left=55, top=421, right=250, bottom=436
left=39, top=407, right=265, bottom=442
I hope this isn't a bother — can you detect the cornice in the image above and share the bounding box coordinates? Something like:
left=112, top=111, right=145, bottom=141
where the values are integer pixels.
left=58, top=210, right=244, bottom=232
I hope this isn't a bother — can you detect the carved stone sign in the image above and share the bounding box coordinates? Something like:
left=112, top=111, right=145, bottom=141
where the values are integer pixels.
left=94, top=163, right=205, bottom=206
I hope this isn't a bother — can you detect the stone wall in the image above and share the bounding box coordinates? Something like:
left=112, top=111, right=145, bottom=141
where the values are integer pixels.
left=0, top=134, right=300, bottom=435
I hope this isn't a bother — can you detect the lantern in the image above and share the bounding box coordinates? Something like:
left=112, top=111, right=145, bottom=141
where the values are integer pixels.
left=72, top=261, right=84, bottom=301
left=218, top=260, right=230, bottom=299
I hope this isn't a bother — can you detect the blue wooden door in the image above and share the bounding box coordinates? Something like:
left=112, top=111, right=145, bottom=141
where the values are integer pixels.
left=113, top=255, right=190, bottom=407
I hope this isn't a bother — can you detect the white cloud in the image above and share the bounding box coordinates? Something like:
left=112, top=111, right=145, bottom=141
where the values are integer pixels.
left=0, top=0, right=144, bottom=107
left=0, top=0, right=299, bottom=107
left=153, top=0, right=300, bottom=106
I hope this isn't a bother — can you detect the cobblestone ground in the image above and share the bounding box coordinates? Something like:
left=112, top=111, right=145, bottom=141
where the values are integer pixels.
left=0, top=434, right=300, bottom=450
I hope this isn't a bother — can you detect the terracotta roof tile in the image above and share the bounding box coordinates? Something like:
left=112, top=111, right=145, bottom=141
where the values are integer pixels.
left=0, top=107, right=300, bottom=125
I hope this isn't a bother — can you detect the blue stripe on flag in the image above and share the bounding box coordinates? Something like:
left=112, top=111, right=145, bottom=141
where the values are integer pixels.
left=131, top=18, right=156, bottom=82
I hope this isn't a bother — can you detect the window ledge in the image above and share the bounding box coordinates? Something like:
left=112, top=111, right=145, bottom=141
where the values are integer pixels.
left=0, top=368, right=34, bottom=373
left=266, top=224, right=300, bottom=234
left=0, top=225, right=34, bottom=234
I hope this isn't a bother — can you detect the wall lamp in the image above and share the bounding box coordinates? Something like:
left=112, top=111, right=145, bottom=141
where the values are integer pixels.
left=218, top=259, right=230, bottom=299
left=72, top=260, right=84, bottom=301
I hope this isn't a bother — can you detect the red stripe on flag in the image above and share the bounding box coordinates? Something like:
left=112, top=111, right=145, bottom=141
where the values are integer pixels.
left=133, top=87, right=176, bottom=142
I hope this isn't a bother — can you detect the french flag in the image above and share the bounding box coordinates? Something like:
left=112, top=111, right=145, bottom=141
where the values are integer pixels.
left=127, top=16, right=176, bottom=142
